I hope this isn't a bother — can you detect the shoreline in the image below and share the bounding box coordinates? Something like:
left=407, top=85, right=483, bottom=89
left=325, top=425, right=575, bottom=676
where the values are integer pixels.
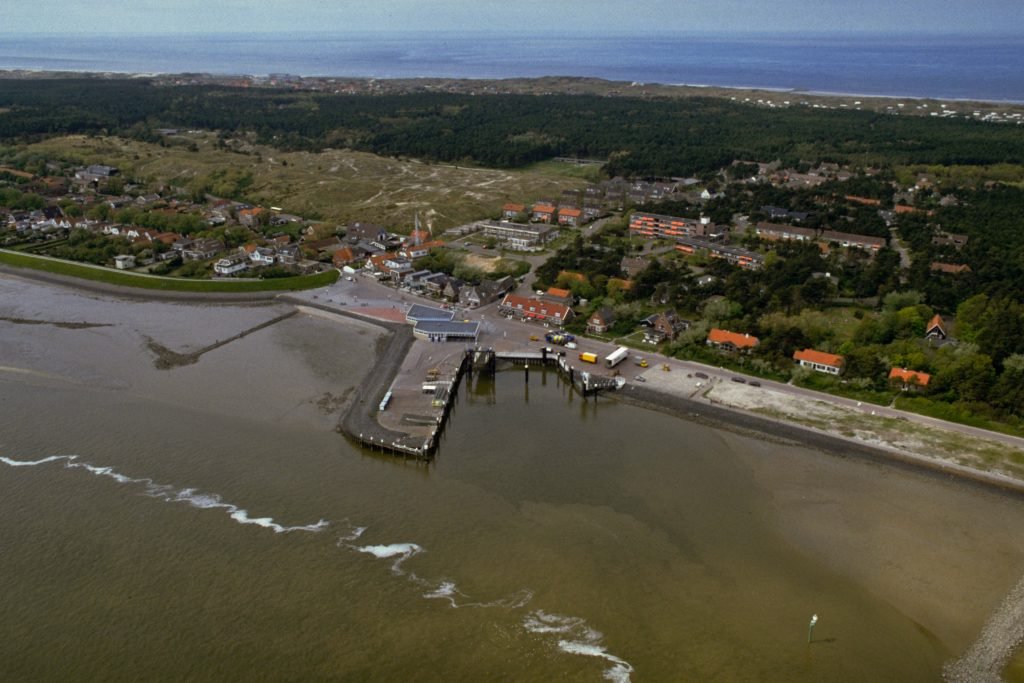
left=0, top=264, right=283, bottom=304
left=10, top=263, right=1024, bottom=499
left=2, top=68, right=1022, bottom=108
left=614, top=383, right=1024, bottom=499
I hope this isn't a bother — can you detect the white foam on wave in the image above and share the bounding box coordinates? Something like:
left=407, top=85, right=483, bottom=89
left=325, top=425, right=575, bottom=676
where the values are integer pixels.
left=344, top=529, right=534, bottom=611
left=0, top=454, right=329, bottom=535
left=525, top=610, right=634, bottom=682
left=73, top=463, right=140, bottom=484
left=338, top=525, right=367, bottom=542
left=357, top=542, right=422, bottom=559
left=172, top=489, right=226, bottom=509
left=356, top=542, right=423, bottom=575
left=423, top=580, right=459, bottom=605
left=559, top=641, right=634, bottom=683
left=524, top=610, right=587, bottom=635
left=0, top=454, right=75, bottom=467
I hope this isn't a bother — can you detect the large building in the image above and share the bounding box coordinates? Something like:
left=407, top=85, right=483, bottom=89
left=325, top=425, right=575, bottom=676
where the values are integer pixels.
left=675, top=237, right=764, bottom=270
left=406, top=304, right=479, bottom=342
left=754, top=222, right=817, bottom=243
left=818, top=230, right=885, bottom=253
left=629, top=212, right=709, bottom=239
left=498, top=294, right=574, bottom=326
left=476, top=220, right=556, bottom=249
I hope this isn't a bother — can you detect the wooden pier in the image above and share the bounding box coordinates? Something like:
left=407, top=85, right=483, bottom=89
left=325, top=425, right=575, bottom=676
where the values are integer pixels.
left=490, top=348, right=625, bottom=396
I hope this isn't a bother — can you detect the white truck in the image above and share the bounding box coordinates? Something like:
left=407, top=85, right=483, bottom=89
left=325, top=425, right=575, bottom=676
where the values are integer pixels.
left=605, top=346, right=629, bottom=368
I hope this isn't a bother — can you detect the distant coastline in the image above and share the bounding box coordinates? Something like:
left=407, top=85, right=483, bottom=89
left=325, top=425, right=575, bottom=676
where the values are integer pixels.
left=4, top=69, right=1024, bottom=116
left=1, top=31, right=1022, bottom=104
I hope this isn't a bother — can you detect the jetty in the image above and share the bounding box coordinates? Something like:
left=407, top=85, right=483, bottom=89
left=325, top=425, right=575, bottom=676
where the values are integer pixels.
left=339, top=342, right=622, bottom=461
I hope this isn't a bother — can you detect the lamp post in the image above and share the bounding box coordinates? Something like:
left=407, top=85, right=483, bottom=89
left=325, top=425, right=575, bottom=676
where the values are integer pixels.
left=807, top=614, right=818, bottom=644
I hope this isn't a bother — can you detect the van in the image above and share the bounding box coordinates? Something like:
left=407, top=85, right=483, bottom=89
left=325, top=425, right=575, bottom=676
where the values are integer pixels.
left=565, top=342, right=578, bottom=349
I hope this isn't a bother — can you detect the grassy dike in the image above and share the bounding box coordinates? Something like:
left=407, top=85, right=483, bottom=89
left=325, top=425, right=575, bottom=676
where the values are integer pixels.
left=0, top=249, right=338, bottom=292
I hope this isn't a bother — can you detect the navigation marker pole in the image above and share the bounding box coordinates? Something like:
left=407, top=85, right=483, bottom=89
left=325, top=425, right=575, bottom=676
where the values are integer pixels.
left=807, top=614, right=818, bottom=644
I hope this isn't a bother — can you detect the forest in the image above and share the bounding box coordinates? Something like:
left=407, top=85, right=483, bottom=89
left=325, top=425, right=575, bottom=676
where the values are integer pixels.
left=2, top=79, right=1024, bottom=176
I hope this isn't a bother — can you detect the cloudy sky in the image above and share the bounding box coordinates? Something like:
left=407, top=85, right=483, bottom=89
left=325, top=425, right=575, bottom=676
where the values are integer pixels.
left=5, top=0, right=1022, bottom=35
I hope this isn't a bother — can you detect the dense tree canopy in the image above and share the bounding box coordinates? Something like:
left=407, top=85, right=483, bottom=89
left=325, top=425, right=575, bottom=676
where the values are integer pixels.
left=3, top=79, right=1024, bottom=176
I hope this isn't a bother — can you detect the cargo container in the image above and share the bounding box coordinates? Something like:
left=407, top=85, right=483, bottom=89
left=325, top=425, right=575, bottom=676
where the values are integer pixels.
left=579, top=352, right=598, bottom=364
left=605, top=346, right=629, bottom=368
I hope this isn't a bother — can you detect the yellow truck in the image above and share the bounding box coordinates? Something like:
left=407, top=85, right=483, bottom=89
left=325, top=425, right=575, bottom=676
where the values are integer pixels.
left=579, top=352, right=598, bottom=364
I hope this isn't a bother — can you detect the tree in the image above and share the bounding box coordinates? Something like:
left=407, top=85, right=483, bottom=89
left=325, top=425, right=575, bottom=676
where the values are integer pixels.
left=933, top=346, right=995, bottom=403
left=992, top=354, right=1024, bottom=417
left=955, top=294, right=989, bottom=343
left=703, top=298, right=742, bottom=325
left=843, top=346, right=888, bottom=389
left=799, top=277, right=833, bottom=307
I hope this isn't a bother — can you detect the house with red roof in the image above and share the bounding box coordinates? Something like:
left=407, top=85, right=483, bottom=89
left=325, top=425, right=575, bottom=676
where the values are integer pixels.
left=793, top=348, right=844, bottom=375
left=365, top=252, right=397, bottom=274
left=238, top=207, right=267, bottom=228
left=925, top=314, right=947, bottom=340
left=331, top=247, right=358, bottom=267
left=558, top=207, right=582, bottom=226
left=531, top=204, right=557, bottom=223
left=706, top=328, right=759, bottom=352
left=502, top=203, right=525, bottom=219
left=399, top=240, right=445, bottom=260
left=541, top=287, right=573, bottom=306
left=889, top=367, right=931, bottom=391
left=498, top=294, right=574, bottom=326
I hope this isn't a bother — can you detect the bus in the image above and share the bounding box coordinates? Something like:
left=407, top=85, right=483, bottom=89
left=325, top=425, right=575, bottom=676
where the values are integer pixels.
left=605, top=346, right=629, bottom=368
left=579, top=352, right=598, bottom=364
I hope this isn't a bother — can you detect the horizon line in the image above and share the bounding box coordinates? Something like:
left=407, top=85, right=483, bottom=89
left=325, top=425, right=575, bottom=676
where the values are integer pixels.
left=3, top=29, right=1023, bottom=39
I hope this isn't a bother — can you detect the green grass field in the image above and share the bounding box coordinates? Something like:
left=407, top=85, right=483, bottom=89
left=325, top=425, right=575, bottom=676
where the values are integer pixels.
left=0, top=249, right=338, bottom=292
left=27, top=135, right=593, bottom=232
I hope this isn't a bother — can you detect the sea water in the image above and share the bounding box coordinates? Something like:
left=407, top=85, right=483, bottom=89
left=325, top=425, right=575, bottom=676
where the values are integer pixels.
left=1, top=32, right=1022, bottom=101
left=3, top=278, right=1024, bottom=680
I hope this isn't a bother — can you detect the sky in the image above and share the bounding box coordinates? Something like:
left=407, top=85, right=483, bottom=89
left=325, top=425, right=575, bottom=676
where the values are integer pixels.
left=5, top=0, right=1023, bottom=35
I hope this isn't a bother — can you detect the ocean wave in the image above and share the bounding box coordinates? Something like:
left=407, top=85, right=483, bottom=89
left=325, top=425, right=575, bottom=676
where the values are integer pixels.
left=346, top=531, right=535, bottom=611
left=355, top=542, right=423, bottom=575
left=0, top=454, right=76, bottom=467
left=525, top=610, right=635, bottom=682
left=4, top=454, right=628, bottom=680
left=0, top=454, right=329, bottom=534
